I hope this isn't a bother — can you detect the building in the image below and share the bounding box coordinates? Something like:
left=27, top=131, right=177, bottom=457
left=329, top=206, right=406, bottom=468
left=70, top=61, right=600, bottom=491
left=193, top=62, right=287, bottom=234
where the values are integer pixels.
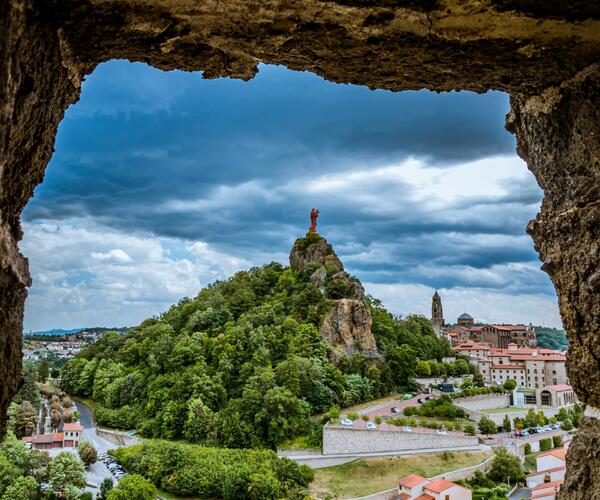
left=23, top=423, right=83, bottom=450
left=526, top=449, right=567, bottom=499
left=430, top=292, right=536, bottom=348
left=455, top=343, right=569, bottom=390
left=432, top=291, right=444, bottom=336
left=396, top=474, right=472, bottom=500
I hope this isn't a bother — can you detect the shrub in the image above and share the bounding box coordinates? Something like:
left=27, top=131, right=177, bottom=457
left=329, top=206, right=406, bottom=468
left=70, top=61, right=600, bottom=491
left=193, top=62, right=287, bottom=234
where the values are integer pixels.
left=374, top=416, right=382, bottom=425
left=464, top=424, right=476, bottom=436
left=488, top=448, right=525, bottom=483
left=478, top=416, right=497, bottom=435
left=328, top=406, right=340, bottom=419
left=524, top=443, right=532, bottom=455
left=539, top=438, right=552, bottom=452
left=552, top=435, right=563, bottom=448
left=347, top=412, right=358, bottom=421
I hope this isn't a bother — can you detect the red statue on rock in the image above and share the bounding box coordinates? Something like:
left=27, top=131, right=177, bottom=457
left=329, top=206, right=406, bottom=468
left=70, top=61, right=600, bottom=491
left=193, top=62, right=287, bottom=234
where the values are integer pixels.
left=309, top=208, right=320, bottom=233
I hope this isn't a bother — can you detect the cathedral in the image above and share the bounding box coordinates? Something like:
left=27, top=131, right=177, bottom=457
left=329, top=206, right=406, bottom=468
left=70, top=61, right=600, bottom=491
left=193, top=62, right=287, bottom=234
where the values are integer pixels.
left=430, top=291, right=536, bottom=348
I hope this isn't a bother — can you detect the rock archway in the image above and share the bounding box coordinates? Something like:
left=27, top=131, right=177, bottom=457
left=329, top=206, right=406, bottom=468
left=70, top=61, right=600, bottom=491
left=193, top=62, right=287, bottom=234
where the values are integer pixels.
left=1, top=1, right=599, bottom=496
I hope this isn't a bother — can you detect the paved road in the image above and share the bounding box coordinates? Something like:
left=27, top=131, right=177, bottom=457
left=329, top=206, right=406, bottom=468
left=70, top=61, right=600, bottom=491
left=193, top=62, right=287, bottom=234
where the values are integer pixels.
left=74, top=400, right=122, bottom=496
left=509, top=486, right=530, bottom=500
left=76, top=400, right=94, bottom=429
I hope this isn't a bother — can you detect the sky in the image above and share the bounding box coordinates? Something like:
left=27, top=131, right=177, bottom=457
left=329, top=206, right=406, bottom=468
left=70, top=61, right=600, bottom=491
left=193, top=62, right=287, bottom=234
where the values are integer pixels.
left=21, top=61, right=563, bottom=331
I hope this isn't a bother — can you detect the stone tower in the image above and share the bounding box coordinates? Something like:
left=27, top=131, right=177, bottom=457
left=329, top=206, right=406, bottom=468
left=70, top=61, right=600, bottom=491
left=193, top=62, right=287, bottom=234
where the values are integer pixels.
left=431, top=290, right=444, bottom=336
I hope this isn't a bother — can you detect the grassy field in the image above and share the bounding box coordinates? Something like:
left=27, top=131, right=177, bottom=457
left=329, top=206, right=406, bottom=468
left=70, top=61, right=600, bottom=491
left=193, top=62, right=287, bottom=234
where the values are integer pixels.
left=480, top=407, right=527, bottom=414
left=309, top=451, right=492, bottom=499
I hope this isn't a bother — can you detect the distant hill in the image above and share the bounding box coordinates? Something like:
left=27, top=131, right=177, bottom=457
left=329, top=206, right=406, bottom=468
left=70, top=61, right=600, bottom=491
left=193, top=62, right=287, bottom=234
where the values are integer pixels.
left=25, top=326, right=129, bottom=336
left=25, top=328, right=84, bottom=336
left=535, top=326, right=568, bottom=350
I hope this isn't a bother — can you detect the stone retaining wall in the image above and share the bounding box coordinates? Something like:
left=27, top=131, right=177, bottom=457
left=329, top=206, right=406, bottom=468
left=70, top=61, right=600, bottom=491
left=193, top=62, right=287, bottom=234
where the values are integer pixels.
left=323, top=425, right=478, bottom=455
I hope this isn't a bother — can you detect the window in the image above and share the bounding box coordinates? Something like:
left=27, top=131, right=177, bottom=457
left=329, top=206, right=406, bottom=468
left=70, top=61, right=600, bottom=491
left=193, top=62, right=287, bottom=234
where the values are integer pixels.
left=553, top=370, right=557, bottom=375
left=445, top=496, right=450, bottom=500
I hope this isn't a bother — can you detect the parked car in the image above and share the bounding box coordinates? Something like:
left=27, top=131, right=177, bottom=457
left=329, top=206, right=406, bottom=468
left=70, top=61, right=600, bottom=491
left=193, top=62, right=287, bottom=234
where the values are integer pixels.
left=437, top=429, right=448, bottom=435
left=551, top=423, right=561, bottom=430
left=417, top=399, right=423, bottom=404
left=367, top=422, right=377, bottom=430
left=521, top=430, right=530, bottom=437
left=402, top=426, right=413, bottom=432
left=391, top=407, right=400, bottom=414
left=341, top=418, right=354, bottom=426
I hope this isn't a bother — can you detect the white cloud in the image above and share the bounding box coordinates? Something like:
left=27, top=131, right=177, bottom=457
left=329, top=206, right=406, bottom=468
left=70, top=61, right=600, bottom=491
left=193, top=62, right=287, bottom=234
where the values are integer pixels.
left=91, top=249, right=133, bottom=263
left=20, top=218, right=253, bottom=331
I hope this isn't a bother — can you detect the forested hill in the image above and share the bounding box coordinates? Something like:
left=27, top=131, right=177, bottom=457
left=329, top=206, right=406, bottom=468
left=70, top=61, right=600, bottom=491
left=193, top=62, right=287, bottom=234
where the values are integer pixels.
left=535, top=326, right=568, bottom=350
left=60, top=233, right=455, bottom=449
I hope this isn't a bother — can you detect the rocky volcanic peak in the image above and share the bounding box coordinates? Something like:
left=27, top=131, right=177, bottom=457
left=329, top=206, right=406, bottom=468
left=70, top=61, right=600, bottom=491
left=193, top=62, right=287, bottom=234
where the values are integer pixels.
left=289, top=233, right=379, bottom=361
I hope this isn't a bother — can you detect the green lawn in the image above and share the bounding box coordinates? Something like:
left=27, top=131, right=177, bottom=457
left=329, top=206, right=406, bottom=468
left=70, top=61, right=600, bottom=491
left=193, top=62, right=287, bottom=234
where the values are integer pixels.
left=480, top=407, right=528, bottom=414
left=480, top=406, right=553, bottom=414
left=309, top=451, right=492, bottom=499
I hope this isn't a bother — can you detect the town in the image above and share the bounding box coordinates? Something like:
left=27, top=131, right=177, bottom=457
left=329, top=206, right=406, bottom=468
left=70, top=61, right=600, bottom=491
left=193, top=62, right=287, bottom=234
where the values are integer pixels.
left=5, top=282, right=577, bottom=500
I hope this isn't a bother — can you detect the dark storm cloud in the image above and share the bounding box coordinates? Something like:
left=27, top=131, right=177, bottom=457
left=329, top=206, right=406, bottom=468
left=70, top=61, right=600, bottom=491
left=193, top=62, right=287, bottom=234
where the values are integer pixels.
left=23, top=60, right=553, bottom=296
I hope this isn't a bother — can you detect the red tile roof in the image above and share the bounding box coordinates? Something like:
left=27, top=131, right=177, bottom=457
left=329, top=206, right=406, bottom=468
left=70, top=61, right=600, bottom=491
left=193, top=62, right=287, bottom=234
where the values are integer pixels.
left=527, top=466, right=566, bottom=478
left=538, top=449, right=567, bottom=461
left=424, top=478, right=456, bottom=493
left=414, top=495, right=435, bottom=500
left=63, top=423, right=84, bottom=432
left=545, top=384, right=572, bottom=392
left=32, top=434, right=55, bottom=444
left=398, top=474, right=428, bottom=488
left=53, top=433, right=64, bottom=441
left=490, top=324, right=528, bottom=331
left=397, top=493, right=411, bottom=500
left=530, top=480, right=564, bottom=491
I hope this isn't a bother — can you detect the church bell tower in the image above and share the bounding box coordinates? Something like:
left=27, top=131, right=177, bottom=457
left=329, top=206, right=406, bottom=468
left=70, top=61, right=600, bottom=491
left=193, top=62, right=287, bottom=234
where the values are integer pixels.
left=431, top=290, right=444, bottom=336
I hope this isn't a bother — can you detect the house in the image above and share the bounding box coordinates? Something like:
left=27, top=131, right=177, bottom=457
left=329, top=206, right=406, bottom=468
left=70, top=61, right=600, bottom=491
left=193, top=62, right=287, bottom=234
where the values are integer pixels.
left=526, top=448, right=567, bottom=498
left=62, top=423, right=83, bottom=447
left=22, top=422, right=84, bottom=450
left=529, top=480, right=563, bottom=500
left=396, top=474, right=472, bottom=500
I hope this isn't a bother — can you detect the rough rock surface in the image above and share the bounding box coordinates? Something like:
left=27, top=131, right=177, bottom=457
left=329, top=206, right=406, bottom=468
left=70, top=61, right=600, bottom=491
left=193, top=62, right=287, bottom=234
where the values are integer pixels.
left=1, top=0, right=600, bottom=491
left=507, top=64, right=600, bottom=498
left=290, top=234, right=378, bottom=360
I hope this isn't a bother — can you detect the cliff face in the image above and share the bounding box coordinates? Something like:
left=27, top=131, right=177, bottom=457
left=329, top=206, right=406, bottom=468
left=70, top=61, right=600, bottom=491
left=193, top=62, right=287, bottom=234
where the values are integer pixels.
left=290, top=233, right=379, bottom=361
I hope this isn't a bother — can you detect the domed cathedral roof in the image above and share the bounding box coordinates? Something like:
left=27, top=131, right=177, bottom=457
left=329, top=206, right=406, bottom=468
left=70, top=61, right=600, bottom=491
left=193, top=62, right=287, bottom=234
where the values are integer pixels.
left=458, top=312, right=473, bottom=320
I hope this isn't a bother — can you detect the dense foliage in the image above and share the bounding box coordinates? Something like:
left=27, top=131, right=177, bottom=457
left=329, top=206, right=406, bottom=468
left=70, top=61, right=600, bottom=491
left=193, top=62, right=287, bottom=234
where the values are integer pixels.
left=534, top=326, right=568, bottom=350
left=403, top=395, right=467, bottom=420
left=61, top=258, right=452, bottom=448
left=0, top=432, right=87, bottom=499
left=110, top=440, right=313, bottom=499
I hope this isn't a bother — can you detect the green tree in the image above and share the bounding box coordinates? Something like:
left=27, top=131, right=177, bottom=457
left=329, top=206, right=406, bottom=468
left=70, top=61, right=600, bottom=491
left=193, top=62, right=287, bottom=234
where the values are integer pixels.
left=539, top=438, right=552, bottom=452
left=49, top=452, right=86, bottom=496
left=524, top=443, right=532, bottom=455
left=106, top=474, right=156, bottom=500
left=553, top=435, right=563, bottom=448
left=14, top=361, right=40, bottom=410
left=561, top=418, right=573, bottom=431
left=415, top=360, right=431, bottom=377
left=502, top=414, right=512, bottom=432
left=183, top=398, right=215, bottom=442
left=15, top=401, right=37, bottom=438
left=503, top=379, right=517, bottom=391
left=488, top=448, right=524, bottom=483
left=77, top=441, right=98, bottom=466
left=473, top=372, right=485, bottom=387
left=38, top=359, right=50, bottom=382
left=464, top=424, right=476, bottom=436
left=99, top=477, right=114, bottom=499
left=478, top=416, right=497, bottom=435
left=3, top=476, right=39, bottom=500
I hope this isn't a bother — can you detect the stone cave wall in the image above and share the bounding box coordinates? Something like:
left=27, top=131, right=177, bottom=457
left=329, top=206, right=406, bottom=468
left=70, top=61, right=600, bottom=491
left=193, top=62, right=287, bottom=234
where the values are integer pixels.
left=1, top=0, right=599, bottom=496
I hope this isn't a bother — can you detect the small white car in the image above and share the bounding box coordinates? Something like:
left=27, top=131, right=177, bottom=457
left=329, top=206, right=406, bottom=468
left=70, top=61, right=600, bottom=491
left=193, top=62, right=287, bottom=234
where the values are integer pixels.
left=366, top=422, right=377, bottom=430
left=437, top=429, right=448, bottom=435
left=402, top=426, right=413, bottom=432
left=341, top=418, right=354, bottom=426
